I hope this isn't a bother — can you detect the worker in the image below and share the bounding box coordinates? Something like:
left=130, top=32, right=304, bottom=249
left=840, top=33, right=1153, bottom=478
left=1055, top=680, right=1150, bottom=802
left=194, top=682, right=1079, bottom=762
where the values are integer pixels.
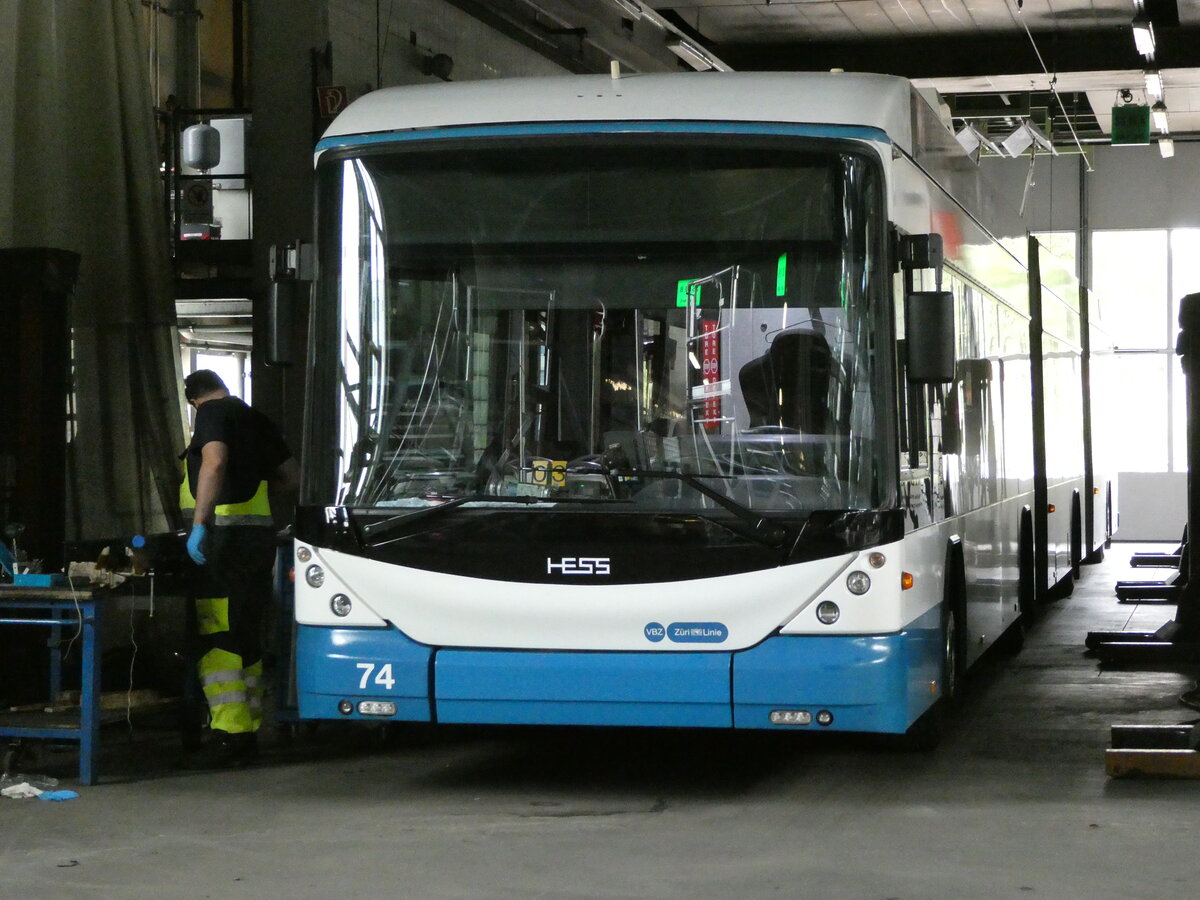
left=179, top=369, right=298, bottom=768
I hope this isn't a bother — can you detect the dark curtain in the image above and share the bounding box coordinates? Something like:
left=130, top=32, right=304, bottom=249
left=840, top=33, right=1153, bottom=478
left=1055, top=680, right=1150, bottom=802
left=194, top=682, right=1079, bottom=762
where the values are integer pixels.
left=10, top=0, right=186, bottom=540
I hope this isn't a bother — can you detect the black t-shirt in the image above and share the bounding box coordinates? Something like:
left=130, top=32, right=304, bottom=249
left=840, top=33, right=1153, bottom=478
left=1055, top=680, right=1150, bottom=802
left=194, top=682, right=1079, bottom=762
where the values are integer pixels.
left=184, top=396, right=292, bottom=506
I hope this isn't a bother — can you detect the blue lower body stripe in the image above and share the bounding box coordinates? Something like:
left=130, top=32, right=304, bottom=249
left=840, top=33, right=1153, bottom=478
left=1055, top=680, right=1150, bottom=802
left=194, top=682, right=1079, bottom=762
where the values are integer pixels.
left=294, top=606, right=942, bottom=733
left=436, top=649, right=731, bottom=727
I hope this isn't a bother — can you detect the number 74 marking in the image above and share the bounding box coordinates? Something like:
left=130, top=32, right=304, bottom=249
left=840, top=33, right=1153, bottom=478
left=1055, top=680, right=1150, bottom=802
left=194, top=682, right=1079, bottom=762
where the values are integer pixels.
left=356, top=662, right=396, bottom=691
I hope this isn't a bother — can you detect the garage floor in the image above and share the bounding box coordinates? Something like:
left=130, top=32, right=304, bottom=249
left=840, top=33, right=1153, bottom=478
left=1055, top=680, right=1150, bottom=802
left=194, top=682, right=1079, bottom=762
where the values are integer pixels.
left=3, top=542, right=1200, bottom=899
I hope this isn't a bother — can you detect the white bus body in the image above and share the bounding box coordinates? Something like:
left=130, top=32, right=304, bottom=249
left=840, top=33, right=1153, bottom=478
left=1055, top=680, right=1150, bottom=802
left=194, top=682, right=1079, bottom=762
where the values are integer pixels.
left=291, top=73, right=1102, bottom=739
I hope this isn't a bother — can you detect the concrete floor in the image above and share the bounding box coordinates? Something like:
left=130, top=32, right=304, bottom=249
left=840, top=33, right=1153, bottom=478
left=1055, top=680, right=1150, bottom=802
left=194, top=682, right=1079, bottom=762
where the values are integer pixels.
left=4, top=542, right=1200, bottom=899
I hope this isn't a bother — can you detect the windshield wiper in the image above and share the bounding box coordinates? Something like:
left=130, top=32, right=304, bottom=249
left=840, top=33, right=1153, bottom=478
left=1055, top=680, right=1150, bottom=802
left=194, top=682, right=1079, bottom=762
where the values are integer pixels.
left=610, top=469, right=792, bottom=550
left=357, top=494, right=544, bottom=545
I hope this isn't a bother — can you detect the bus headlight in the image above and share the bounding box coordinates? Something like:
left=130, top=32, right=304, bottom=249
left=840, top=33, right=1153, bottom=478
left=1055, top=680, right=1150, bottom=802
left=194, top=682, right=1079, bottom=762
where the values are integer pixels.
left=816, top=601, right=841, bottom=624
left=296, top=546, right=312, bottom=562
left=846, top=571, right=871, bottom=595
left=330, top=593, right=352, bottom=617
left=305, top=564, right=325, bottom=588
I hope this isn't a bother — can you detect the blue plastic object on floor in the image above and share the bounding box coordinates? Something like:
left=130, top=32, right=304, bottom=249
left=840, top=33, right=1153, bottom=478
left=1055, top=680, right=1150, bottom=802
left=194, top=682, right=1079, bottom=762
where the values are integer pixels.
left=38, top=790, right=79, bottom=802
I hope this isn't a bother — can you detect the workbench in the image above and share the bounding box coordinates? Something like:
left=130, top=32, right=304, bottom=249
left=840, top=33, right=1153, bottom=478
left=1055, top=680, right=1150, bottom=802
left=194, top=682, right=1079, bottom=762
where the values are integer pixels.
left=0, top=583, right=111, bottom=785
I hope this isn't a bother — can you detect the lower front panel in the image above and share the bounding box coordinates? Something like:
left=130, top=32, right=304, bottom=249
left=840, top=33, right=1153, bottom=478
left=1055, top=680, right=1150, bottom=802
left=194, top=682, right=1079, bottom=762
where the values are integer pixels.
left=296, top=625, right=433, bottom=722
left=435, top=650, right=732, bottom=727
left=294, top=616, right=939, bottom=733
left=732, top=625, right=936, bottom=734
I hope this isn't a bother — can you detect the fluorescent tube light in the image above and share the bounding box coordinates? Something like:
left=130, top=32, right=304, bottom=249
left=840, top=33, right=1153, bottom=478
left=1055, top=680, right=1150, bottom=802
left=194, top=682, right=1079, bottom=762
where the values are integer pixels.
left=1144, top=70, right=1163, bottom=100
left=1001, top=124, right=1034, bottom=158
left=1132, top=17, right=1156, bottom=57
left=955, top=124, right=1002, bottom=158
left=1025, top=120, right=1056, bottom=154
left=1152, top=101, right=1169, bottom=132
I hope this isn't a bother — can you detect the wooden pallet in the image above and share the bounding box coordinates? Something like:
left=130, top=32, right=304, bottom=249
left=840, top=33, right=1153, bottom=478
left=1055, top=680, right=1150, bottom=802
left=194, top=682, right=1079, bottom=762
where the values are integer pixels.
left=1107, top=724, right=1200, bottom=778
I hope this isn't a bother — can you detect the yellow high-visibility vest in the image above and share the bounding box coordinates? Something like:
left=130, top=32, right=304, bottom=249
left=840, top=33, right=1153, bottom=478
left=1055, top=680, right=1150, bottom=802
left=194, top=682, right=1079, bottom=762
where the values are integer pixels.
left=180, top=461, right=272, bottom=526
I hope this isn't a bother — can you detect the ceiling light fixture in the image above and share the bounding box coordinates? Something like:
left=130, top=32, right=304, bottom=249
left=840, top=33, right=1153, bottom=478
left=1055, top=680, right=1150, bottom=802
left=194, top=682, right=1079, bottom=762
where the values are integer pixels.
left=667, top=41, right=716, bottom=71
left=1000, top=121, right=1057, bottom=159
left=1001, top=124, right=1034, bottom=158
left=1152, top=100, right=1169, bottom=132
left=1026, top=120, right=1056, bottom=154
left=1159, top=137, right=1175, bottom=159
left=1144, top=70, right=1163, bottom=100
left=955, top=124, right=1002, bottom=160
left=1132, top=16, right=1156, bottom=58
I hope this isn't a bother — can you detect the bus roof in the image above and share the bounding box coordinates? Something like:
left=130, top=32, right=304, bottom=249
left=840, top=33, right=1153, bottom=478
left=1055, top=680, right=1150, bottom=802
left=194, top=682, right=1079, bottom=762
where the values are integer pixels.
left=320, top=71, right=917, bottom=152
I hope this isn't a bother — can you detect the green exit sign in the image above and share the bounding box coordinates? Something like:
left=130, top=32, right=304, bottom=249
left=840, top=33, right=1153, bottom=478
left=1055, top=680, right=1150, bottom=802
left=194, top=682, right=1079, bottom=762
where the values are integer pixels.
left=1111, top=105, right=1150, bottom=145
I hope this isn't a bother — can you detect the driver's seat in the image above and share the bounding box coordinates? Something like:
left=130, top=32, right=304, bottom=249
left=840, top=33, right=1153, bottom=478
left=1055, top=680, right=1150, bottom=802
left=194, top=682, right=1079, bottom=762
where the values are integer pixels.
left=738, top=330, right=833, bottom=433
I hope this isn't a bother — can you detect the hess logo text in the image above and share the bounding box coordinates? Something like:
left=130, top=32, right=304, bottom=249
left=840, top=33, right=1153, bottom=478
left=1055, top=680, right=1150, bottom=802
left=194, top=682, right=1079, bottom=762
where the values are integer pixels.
left=546, top=557, right=611, bottom=576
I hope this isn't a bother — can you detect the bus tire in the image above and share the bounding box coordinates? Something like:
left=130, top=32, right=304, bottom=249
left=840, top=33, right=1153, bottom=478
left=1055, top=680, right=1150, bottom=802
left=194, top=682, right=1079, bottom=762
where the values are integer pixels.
left=1070, top=492, right=1083, bottom=579
left=941, top=555, right=968, bottom=708
left=1018, top=507, right=1037, bottom=623
left=1050, top=569, right=1074, bottom=599
left=900, top=703, right=944, bottom=751
left=1050, top=501, right=1076, bottom=601
left=896, top=545, right=967, bottom=752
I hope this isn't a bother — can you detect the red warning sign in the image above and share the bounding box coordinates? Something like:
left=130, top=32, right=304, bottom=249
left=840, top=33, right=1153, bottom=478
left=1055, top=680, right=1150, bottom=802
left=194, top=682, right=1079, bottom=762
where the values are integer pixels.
left=702, top=320, right=720, bottom=430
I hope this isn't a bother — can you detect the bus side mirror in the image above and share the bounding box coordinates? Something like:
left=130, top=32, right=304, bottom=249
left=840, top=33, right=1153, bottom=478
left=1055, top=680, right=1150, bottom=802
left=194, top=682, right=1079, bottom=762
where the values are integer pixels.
left=266, top=281, right=294, bottom=367
left=266, top=241, right=313, bottom=367
left=905, top=290, right=955, bottom=384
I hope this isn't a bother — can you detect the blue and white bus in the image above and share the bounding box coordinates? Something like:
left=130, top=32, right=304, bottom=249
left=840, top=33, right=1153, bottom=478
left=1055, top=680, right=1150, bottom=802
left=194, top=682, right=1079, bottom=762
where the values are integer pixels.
left=290, top=72, right=1105, bottom=746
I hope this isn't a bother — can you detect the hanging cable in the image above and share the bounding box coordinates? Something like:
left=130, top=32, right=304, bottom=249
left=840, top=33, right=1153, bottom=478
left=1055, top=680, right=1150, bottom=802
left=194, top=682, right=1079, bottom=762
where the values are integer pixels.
left=1009, top=0, right=1093, bottom=172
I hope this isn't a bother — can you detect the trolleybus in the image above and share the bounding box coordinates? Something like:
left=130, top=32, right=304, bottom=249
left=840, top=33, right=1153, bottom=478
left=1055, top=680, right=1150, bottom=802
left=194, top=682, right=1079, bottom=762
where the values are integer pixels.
left=290, top=72, right=1107, bottom=745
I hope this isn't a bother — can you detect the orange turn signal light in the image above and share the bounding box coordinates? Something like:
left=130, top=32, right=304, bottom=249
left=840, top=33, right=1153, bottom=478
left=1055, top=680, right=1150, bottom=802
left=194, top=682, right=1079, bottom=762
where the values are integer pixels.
left=1047, top=503, right=1056, bottom=513
left=901, top=572, right=914, bottom=590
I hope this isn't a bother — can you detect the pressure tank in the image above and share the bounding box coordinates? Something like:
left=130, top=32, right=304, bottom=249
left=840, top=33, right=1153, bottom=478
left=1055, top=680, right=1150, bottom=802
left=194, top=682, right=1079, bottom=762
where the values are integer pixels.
left=182, top=123, right=221, bottom=171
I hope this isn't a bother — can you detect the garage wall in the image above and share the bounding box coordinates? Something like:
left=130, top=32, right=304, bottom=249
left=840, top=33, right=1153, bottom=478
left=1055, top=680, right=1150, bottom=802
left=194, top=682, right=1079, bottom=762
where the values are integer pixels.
left=981, top=142, right=1200, bottom=539
left=983, top=142, right=1200, bottom=236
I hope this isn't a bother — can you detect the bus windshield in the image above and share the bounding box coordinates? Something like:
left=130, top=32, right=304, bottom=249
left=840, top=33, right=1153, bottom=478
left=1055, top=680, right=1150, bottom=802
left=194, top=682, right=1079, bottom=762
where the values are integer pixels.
left=304, top=135, right=893, bottom=517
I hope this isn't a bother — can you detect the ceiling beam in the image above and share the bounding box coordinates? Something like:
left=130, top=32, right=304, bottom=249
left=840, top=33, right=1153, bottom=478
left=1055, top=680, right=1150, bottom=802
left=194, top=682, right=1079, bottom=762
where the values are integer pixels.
left=440, top=0, right=727, bottom=74
left=717, top=27, right=1200, bottom=80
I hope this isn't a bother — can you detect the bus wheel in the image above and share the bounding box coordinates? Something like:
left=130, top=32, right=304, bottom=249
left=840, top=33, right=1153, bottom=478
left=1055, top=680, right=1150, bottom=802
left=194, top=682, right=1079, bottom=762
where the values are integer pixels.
left=898, top=607, right=959, bottom=752
left=1018, top=508, right=1037, bottom=622
left=1050, top=505, right=1076, bottom=600
left=1070, top=493, right=1083, bottom=579
left=899, top=553, right=966, bottom=751
left=1050, top=569, right=1074, bottom=600
left=941, top=603, right=965, bottom=706
left=900, top=704, right=943, bottom=751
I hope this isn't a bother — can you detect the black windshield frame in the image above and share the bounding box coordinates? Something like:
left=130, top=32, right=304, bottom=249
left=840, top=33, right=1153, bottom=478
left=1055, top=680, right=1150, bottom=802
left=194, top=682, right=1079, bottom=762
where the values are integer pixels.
left=303, top=131, right=898, bottom=520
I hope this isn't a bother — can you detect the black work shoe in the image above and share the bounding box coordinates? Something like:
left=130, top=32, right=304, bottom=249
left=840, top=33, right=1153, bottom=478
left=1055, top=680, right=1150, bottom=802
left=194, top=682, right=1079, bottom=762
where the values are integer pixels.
left=178, top=732, right=258, bottom=770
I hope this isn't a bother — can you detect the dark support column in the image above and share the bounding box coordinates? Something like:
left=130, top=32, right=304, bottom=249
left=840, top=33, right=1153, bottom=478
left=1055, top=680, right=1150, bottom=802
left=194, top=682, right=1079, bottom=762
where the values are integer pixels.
left=1176, top=293, right=1200, bottom=635
left=1078, top=156, right=1097, bottom=560
left=0, top=248, right=80, bottom=569
left=1028, top=236, right=1049, bottom=603
left=0, top=248, right=79, bottom=708
left=249, top=0, right=325, bottom=450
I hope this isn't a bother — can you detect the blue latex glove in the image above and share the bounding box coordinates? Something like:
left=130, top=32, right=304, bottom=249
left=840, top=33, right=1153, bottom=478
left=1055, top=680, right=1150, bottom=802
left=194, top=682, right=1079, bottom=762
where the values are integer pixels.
left=186, top=524, right=208, bottom=565
left=38, top=790, right=79, bottom=802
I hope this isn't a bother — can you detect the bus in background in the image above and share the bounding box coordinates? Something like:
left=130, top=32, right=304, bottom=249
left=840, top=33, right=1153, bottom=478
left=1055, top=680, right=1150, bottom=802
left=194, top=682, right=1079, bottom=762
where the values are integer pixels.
left=1031, top=236, right=1116, bottom=568
left=288, top=72, right=1102, bottom=747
